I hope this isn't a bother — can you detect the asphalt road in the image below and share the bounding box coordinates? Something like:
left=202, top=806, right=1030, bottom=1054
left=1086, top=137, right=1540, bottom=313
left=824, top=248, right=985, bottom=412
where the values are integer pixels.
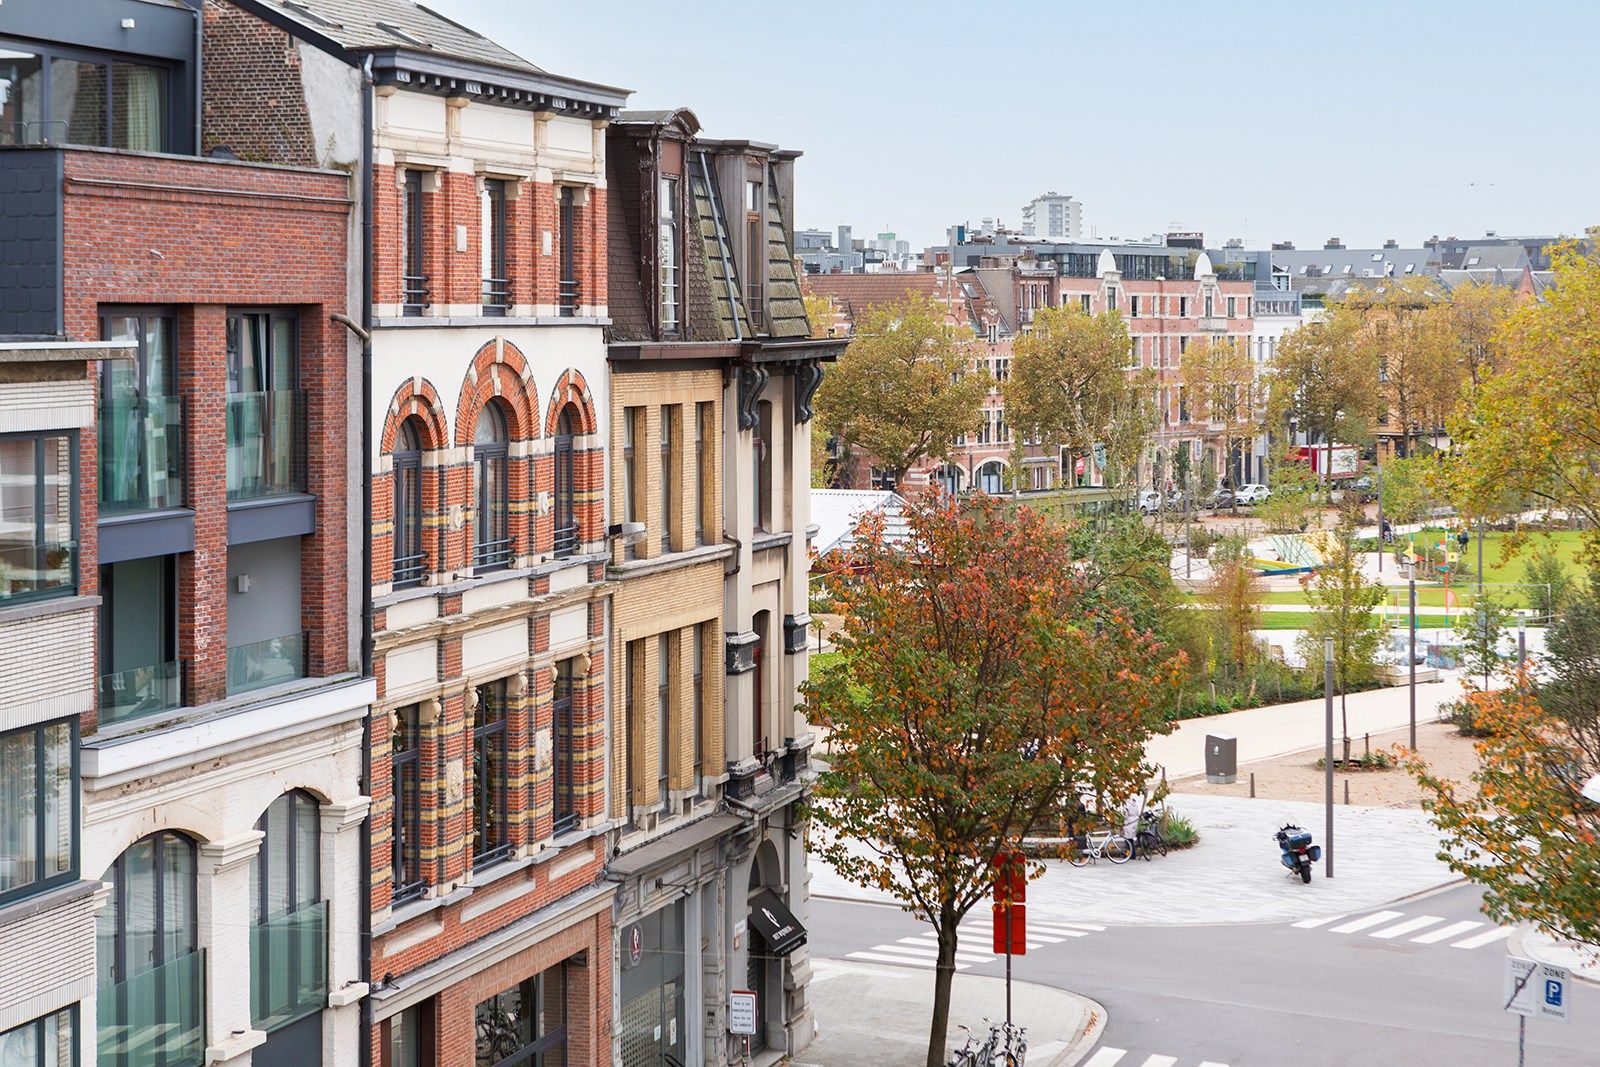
left=810, top=883, right=1599, bottom=1066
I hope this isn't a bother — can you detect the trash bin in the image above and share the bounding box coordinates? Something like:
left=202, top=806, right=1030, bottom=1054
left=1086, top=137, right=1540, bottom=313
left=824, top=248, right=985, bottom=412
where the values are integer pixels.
left=1205, top=734, right=1237, bottom=784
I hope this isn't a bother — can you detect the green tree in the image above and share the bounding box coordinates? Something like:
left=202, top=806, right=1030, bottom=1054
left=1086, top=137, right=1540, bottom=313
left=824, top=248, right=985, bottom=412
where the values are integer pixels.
left=814, top=292, right=990, bottom=486
left=1004, top=303, right=1150, bottom=490
left=1454, top=592, right=1511, bottom=687
left=1378, top=454, right=1437, bottom=526
left=1524, top=543, right=1575, bottom=624
left=1298, top=509, right=1383, bottom=755
left=1341, top=277, right=1450, bottom=458
left=1203, top=535, right=1264, bottom=674
left=1266, top=308, right=1382, bottom=470
left=1443, top=236, right=1600, bottom=536
left=806, top=495, right=1183, bottom=1067
left=1259, top=447, right=1320, bottom=534
left=1180, top=336, right=1262, bottom=494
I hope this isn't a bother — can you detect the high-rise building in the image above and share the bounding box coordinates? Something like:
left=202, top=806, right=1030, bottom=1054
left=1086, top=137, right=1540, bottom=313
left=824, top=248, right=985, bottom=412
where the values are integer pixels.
left=1020, top=192, right=1083, bottom=240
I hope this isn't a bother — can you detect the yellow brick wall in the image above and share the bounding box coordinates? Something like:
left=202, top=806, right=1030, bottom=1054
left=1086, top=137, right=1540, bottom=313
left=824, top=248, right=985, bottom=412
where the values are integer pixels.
left=609, top=367, right=723, bottom=560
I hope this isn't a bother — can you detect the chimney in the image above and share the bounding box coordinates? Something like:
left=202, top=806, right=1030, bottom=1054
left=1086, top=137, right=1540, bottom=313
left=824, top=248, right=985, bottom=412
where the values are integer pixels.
left=1271, top=240, right=1295, bottom=251
left=1324, top=237, right=1344, bottom=250
left=1383, top=239, right=1399, bottom=249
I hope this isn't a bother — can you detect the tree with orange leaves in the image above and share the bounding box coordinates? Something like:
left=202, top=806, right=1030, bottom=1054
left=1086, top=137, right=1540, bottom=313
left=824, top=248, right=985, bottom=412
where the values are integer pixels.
left=805, top=494, right=1185, bottom=1067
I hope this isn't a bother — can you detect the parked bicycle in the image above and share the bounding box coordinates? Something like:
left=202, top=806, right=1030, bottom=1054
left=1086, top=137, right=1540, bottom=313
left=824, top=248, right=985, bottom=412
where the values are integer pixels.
left=1135, top=807, right=1170, bottom=860
left=1067, top=827, right=1132, bottom=866
left=948, top=1019, right=1029, bottom=1066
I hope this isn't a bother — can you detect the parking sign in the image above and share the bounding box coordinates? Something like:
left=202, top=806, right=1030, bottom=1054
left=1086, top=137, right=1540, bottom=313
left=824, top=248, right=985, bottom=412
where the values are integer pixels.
left=1505, top=956, right=1571, bottom=1024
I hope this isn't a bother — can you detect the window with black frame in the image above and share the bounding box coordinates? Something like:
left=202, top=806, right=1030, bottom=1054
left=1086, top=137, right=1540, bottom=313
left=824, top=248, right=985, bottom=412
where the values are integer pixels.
left=100, top=310, right=182, bottom=514
left=552, top=407, right=578, bottom=558
left=471, top=679, right=511, bottom=870
left=402, top=170, right=429, bottom=314
left=0, top=1006, right=76, bottom=1065
left=474, top=963, right=567, bottom=1067
left=97, top=831, right=203, bottom=1067
left=0, top=431, right=77, bottom=603
left=481, top=179, right=510, bottom=314
left=392, top=706, right=425, bottom=903
left=249, top=790, right=325, bottom=1035
left=392, top=418, right=426, bottom=586
left=0, top=41, right=171, bottom=150
left=656, top=633, right=671, bottom=803
left=473, top=403, right=512, bottom=570
left=552, top=660, right=578, bottom=836
left=558, top=186, right=579, bottom=316
left=0, top=719, right=76, bottom=906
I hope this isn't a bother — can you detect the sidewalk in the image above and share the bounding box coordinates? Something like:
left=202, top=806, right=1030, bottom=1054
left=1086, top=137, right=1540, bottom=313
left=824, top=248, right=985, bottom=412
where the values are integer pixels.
left=1148, top=673, right=1469, bottom=779
left=811, top=793, right=1456, bottom=926
left=797, top=959, right=1103, bottom=1067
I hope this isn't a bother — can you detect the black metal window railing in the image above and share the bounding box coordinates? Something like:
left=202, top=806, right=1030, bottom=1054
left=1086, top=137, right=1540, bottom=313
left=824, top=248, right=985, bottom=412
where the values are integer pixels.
left=402, top=274, right=430, bottom=316
left=558, top=279, right=579, bottom=317
left=481, top=277, right=511, bottom=316
left=552, top=523, right=579, bottom=558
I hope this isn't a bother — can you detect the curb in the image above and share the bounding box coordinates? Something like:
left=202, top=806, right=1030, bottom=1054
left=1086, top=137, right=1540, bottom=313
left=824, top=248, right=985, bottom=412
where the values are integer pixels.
left=1052, top=991, right=1108, bottom=1067
left=1507, top=926, right=1600, bottom=988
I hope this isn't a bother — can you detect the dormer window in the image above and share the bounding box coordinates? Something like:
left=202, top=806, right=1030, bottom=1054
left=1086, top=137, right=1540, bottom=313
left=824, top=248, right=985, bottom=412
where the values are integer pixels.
left=745, top=177, right=765, bottom=330
left=659, top=177, right=680, bottom=333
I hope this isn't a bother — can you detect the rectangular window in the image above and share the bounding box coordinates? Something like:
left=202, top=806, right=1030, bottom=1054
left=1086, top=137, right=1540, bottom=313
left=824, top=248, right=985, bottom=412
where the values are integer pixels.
left=623, top=407, right=642, bottom=560
left=657, top=633, right=671, bottom=802
left=99, top=555, right=180, bottom=726
left=1129, top=295, right=1140, bottom=318
left=474, top=963, right=567, bottom=1067
left=100, top=310, right=181, bottom=514
left=553, top=659, right=578, bottom=836
left=754, top=401, right=772, bottom=532
left=746, top=178, right=765, bottom=330
left=558, top=186, right=578, bottom=316
left=385, top=1002, right=432, bottom=1067
left=225, top=309, right=301, bottom=501
left=1226, top=296, right=1237, bottom=318
left=481, top=178, right=509, bottom=314
left=1079, top=294, right=1091, bottom=313
left=0, top=719, right=76, bottom=905
left=1179, top=296, right=1189, bottom=318
left=625, top=642, right=640, bottom=817
left=402, top=170, right=428, bottom=314
left=471, top=679, right=510, bottom=870
left=1105, top=285, right=1117, bottom=312
left=659, top=177, right=680, bottom=332
left=0, top=1006, right=76, bottom=1066
left=659, top=405, right=676, bottom=552
left=391, top=706, right=424, bottom=904
left=0, top=431, right=76, bottom=603
left=695, top=402, right=712, bottom=545
left=1204, top=293, right=1215, bottom=318
left=692, top=625, right=706, bottom=795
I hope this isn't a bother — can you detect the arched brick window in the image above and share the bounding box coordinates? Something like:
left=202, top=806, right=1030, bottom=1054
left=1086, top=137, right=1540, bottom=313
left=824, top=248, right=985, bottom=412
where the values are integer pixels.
left=392, top=417, right=426, bottom=587
left=473, top=401, right=512, bottom=570
left=553, top=405, right=579, bottom=557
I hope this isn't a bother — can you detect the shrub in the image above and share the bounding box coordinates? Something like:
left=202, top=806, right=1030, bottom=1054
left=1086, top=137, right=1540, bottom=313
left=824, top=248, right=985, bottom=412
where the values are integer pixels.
left=1161, top=810, right=1199, bottom=849
left=1441, top=693, right=1499, bottom=738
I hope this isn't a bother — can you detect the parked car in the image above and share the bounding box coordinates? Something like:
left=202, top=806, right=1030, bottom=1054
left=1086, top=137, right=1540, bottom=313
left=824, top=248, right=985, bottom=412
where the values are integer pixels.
left=1348, top=475, right=1378, bottom=503
left=1137, top=489, right=1162, bottom=515
left=1166, top=488, right=1189, bottom=511
left=1235, top=484, right=1270, bottom=506
left=1203, top=488, right=1235, bottom=510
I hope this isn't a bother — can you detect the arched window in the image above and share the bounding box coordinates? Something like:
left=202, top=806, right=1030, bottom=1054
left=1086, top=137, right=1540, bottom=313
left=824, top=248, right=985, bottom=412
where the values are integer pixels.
left=97, top=831, right=203, bottom=1067
left=553, top=406, right=578, bottom=558
left=392, top=417, right=425, bottom=587
left=249, top=790, right=325, bottom=1037
left=473, top=403, right=511, bottom=570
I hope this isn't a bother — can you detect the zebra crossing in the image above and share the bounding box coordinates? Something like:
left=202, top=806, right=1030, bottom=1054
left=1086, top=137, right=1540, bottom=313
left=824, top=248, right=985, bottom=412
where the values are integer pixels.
left=1289, top=908, right=1512, bottom=950
left=1082, top=1049, right=1230, bottom=1067
left=843, top=915, right=1105, bottom=971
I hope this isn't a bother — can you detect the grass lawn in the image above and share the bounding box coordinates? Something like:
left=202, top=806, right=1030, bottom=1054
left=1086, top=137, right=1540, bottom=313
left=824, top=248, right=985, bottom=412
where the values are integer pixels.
left=1256, top=610, right=1455, bottom=631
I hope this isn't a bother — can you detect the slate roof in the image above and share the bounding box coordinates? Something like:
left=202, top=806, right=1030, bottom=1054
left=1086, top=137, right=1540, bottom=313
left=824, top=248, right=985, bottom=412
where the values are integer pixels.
left=811, top=490, right=908, bottom=558
left=254, top=0, right=543, bottom=74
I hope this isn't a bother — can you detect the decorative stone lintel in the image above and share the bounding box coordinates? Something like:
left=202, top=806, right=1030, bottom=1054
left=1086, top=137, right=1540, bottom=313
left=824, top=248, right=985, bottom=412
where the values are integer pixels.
left=205, top=1028, right=266, bottom=1064
left=321, top=796, right=373, bottom=835
left=199, top=830, right=265, bottom=875
left=782, top=614, right=810, bottom=655
left=724, top=630, right=758, bottom=675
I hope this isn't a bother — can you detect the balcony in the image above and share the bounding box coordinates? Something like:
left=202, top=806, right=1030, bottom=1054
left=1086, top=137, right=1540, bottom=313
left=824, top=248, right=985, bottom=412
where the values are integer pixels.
left=250, top=900, right=328, bottom=1033
left=553, top=522, right=579, bottom=559
left=481, top=276, right=512, bottom=316
left=1198, top=315, right=1228, bottom=332
left=402, top=274, right=430, bottom=317
left=226, top=390, right=305, bottom=503
left=226, top=632, right=306, bottom=695
left=97, top=949, right=206, bottom=1067
left=100, top=396, right=185, bottom=515
left=99, top=660, right=182, bottom=727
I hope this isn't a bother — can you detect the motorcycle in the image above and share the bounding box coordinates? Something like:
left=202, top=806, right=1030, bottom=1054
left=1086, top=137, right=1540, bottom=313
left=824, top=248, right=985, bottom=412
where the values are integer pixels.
left=1275, top=823, right=1321, bottom=883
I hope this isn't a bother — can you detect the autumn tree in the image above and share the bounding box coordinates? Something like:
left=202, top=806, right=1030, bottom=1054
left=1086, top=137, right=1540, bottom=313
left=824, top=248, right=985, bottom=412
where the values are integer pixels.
left=1298, top=509, right=1383, bottom=758
left=1443, top=279, right=1516, bottom=392
left=1341, top=277, right=1454, bottom=458
left=1004, top=304, right=1150, bottom=491
left=802, top=290, right=837, bottom=339
left=1179, top=336, right=1260, bottom=493
left=1378, top=454, right=1439, bottom=525
left=813, top=292, right=990, bottom=486
left=1266, top=310, right=1381, bottom=468
left=1443, top=236, right=1600, bottom=537
left=806, top=495, right=1183, bottom=1067
left=1409, top=575, right=1600, bottom=949
left=1202, top=534, right=1264, bottom=674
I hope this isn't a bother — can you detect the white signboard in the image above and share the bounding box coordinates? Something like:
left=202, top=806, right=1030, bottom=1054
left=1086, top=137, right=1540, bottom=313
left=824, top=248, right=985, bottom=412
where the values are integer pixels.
left=729, top=990, right=758, bottom=1036
left=1505, top=956, right=1571, bottom=1024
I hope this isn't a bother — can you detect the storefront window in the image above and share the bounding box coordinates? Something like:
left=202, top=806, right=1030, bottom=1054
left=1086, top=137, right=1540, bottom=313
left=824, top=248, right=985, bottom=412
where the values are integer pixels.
left=474, top=962, right=567, bottom=1067
left=619, top=900, right=685, bottom=1067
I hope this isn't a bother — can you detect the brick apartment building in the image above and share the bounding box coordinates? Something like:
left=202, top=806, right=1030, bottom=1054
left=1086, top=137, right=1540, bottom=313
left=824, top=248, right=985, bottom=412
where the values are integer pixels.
left=811, top=244, right=1259, bottom=495
left=604, top=108, right=842, bottom=1064
left=0, top=3, right=370, bottom=1067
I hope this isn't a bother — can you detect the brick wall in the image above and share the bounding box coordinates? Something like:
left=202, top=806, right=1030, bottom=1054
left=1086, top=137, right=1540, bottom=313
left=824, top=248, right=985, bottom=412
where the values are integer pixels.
left=200, top=0, right=318, bottom=166
left=56, top=148, right=352, bottom=724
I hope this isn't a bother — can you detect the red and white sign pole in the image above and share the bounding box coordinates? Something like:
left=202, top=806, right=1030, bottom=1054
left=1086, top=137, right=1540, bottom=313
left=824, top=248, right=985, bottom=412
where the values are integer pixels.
left=992, top=850, right=1027, bottom=1033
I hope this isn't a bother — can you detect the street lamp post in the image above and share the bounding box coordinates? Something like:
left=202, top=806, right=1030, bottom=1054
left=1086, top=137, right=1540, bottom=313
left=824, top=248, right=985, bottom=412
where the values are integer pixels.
left=1409, top=578, right=1417, bottom=751
left=1324, top=637, right=1335, bottom=878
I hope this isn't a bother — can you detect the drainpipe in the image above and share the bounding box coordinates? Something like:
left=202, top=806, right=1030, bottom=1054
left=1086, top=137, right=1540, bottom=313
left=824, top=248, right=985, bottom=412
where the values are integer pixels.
left=357, top=51, right=376, bottom=1067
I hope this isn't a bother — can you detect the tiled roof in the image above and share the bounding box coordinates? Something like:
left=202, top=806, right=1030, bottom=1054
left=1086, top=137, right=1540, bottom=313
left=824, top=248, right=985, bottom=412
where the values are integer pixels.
left=253, top=0, right=543, bottom=75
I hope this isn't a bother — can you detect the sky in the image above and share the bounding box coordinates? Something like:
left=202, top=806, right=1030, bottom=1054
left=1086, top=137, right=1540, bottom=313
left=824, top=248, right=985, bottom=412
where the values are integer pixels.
left=433, top=0, right=1597, bottom=252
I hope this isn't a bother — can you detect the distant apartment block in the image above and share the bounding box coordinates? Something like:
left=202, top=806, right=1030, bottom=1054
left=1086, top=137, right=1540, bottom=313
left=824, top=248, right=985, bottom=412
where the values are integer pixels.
left=1020, top=191, right=1083, bottom=240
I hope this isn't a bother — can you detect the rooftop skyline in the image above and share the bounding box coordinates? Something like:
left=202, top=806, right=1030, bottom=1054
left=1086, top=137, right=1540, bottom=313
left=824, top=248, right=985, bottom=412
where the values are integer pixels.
left=432, top=0, right=1593, bottom=252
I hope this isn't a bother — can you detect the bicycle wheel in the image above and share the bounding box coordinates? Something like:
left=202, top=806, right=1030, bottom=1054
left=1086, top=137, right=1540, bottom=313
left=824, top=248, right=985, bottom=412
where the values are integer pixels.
left=1104, top=835, right=1133, bottom=863
left=1066, top=840, right=1092, bottom=867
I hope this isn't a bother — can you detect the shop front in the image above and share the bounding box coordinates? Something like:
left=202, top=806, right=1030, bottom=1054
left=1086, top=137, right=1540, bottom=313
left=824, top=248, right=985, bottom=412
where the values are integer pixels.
left=618, top=900, right=686, bottom=1066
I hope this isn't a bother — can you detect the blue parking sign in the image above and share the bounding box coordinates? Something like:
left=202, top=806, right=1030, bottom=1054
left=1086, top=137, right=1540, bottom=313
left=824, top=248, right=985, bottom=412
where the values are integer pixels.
left=1545, top=979, right=1564, bottom=1008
